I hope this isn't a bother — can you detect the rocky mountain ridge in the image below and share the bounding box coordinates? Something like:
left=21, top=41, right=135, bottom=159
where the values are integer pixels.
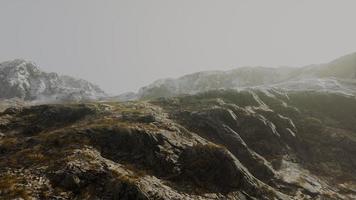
left=0, top=59, right=106, bottom=102
left=137, top=52, right=356, bottom=99
left=1, top=53, right=356, bottom=199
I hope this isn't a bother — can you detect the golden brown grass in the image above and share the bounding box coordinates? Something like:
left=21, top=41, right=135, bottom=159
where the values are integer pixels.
left=0, top=174, right=30, bottom=200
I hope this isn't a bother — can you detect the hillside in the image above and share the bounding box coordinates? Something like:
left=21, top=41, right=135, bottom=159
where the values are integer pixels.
left=1, top=89, right=356, bottom=199
left=137, top=53, right=356, bottom=99
left=1, top=53, right=356, bottom=199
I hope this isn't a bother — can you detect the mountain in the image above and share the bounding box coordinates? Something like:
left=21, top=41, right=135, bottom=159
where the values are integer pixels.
left=295, top=52, right=356, bottom=79
left=138, top=53, right=356, bottom=99
left=1, top=53, right=356, bottom=199
left=0, top=59, right=106, bottom=102
left=1, top=89, right=356, bottom=199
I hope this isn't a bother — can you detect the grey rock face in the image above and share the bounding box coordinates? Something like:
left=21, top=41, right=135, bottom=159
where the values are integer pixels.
left=138, top=52, right=356, bottom=99
left=0, top=59, right=106, bottom=102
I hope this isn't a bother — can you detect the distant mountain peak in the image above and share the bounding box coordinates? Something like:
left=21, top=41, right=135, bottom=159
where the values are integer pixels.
left=0, top=59, right=106, bottom=102
left=136, top=52, right=356, bottom=99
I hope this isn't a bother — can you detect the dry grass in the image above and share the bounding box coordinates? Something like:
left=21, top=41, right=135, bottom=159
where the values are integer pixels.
left=0, top=174, right=30, bottom=200
left=0, top=137, right=18, bottom=149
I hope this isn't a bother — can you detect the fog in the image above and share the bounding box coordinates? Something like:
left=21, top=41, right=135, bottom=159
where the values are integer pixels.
left=1, top=0, right=356, bottom=94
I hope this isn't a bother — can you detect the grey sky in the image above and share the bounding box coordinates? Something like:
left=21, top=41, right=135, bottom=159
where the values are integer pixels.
left=1, top=0, right=356, bottom=94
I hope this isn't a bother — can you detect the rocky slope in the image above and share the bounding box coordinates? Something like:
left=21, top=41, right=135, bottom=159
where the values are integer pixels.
left=1, top=53, right=356, bottom=199
left=138, top=53, right=356, bottom=99
left=1, top=89, right=356, bottom=199
left=0, top=59, right=106, bottom=102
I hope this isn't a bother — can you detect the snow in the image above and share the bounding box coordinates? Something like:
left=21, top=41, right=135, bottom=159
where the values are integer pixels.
left=138, top=61, right=356, bottom=99
left=0, top=59, right=106, bottom=101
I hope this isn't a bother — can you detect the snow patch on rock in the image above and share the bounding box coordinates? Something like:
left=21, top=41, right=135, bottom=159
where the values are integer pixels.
left=0, top=59, right=106, bottom=102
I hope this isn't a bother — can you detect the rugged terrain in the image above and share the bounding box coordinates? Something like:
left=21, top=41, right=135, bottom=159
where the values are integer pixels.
left=138, top=52, right=356, bottom=99
left=0, top=59, right=106, bottom=102
left=1, top=53, right=356, bottom=199
left=1, top=89, right=356, bottom=199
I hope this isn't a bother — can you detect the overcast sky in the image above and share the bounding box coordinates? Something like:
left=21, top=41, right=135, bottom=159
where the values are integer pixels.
left=1, top=0, right=356, bottom=94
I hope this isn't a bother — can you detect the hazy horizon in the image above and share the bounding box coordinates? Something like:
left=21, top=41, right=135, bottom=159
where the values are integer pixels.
left=1, top=0, right=356, bottom=94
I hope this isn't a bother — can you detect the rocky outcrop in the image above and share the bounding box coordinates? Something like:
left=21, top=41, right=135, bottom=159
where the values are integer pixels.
left=0, top=59, right=106, bottom=102
left=153, top=89, right=356, bottom=199
left=0, top=101, right=276, bottom=199
left=177, top=144, right=257, bottom=193
left=0, top=90, right=356, bottom=199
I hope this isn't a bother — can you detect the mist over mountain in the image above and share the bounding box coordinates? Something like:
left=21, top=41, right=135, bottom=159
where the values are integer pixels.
left=138, top=52, right=356, bottom=99
left=1, top=53, right=356, bottom=199
left=0, top=59, right=106, bottom=102
left=2, top=0, right=356, bottom=198
left=1, top=52, right=355, bottom=103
